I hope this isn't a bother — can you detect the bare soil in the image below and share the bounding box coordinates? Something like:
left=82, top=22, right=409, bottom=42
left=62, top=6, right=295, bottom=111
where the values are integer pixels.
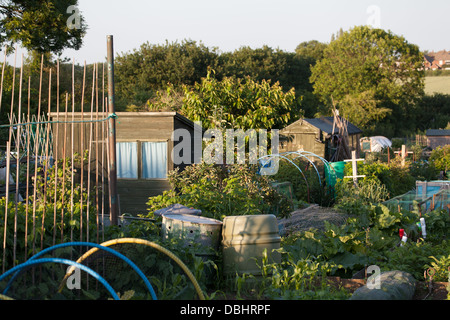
left=328, top=277, right=448, bottom=300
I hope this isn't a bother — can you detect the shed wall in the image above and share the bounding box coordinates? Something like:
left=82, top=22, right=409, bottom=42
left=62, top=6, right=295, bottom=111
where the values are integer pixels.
left=427, top=136, right=450, bottom=149
left=50, top=112, right=197, bottom=216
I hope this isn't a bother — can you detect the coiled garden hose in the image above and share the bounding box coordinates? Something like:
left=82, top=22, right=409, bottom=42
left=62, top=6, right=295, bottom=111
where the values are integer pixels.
left=46, top=242, right=157, bottom=300
left=0, top=242, right=157, bottom=300
left=70, top=238, right=206, bottom=300
left=0, top=258, right=120, bottom=300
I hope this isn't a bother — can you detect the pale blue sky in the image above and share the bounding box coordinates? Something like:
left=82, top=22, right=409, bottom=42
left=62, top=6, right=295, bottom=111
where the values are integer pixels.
left=58, top=0, right=450, bottom=64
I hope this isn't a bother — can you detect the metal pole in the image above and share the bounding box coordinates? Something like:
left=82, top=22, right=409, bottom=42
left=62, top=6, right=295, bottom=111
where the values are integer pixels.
left=107, top=35, right=119, bottom=226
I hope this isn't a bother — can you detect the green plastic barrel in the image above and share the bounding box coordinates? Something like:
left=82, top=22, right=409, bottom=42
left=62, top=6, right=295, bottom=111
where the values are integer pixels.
left=222, top=215, right=281, bottom=276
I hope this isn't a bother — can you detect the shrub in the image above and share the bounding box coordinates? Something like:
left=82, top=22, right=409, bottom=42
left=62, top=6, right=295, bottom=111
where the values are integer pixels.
left=145, top=163, right=293, bottom=220
left=409, top=160, right=439, bottom=181
left=430, top=145, right=450, bottom=174
left=345, top=159, right=415, bottom=198
left=334, top=179, right=390, bottom=217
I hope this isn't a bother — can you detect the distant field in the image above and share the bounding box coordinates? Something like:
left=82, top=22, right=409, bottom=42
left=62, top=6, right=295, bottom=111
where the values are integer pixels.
left=425, top=76, right=450, bottom=95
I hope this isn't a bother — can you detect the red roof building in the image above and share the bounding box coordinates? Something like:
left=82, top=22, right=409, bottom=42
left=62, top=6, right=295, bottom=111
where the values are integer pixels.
left=424, top=50, right=450, bottom=70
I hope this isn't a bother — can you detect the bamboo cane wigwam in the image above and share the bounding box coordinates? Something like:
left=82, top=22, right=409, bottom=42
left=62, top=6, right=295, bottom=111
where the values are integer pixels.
left=0, top=48, right=115, bottom=274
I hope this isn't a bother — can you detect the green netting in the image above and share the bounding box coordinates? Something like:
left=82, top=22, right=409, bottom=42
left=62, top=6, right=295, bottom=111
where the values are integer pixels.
left=383, top=188, right=450, bottom=213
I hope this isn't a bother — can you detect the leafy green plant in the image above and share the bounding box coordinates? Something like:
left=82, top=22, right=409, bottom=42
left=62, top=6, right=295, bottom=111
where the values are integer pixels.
left=145, top=162, right=293, bottom=220
left=409, top=160, right=439, bottom=181
left=427, top=254, right=450, bottom=282
left=235, top=249, right=351, bottom=300
left=430, top=145, right=450, bottom=173
left=181, top=69, right=299, bottom=130
left=344, top=159, right=416, bottom=198
left=335, top=179, right=389, bottom=211
left=0, top=154, right=99, bottom=271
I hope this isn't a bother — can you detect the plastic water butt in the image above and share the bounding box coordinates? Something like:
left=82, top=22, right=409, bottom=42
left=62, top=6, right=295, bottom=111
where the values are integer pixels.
left=222, top=214, right=281, bottom=276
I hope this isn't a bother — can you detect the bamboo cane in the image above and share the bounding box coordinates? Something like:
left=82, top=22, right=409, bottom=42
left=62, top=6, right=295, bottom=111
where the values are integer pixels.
left=32, top=54, right=44, bottom=258
left=101, top=64, right=106, bottom=243
left=7, top=48, right=17, bottom=268
left=95, top=62, right=99, bottom=244
left=13, top=53, right=24, bottom=266
left=0, top=45, right=7, bottom=115
left=61, top=92, right=68, bottom=243
left=40, top=68, right=52, bottom=252
left=52, top=61, right=60, bottom=246
left=86, top=63, right=96, bottom=243
left=80, top=61, right=86, bottom=243
left=2, top=142, right=11, bottom=273
left=70, top=60, right=75, bottom=246
left=24, top=76, right=31, bottom=262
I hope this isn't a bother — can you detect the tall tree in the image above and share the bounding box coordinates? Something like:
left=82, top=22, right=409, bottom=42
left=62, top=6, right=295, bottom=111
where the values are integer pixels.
left=181, top=70, right=299, bottom=130
left=311, top=26, right=425, bottom=136
left=295, top=40, right=327, bottom=63
left=114, top=40, right=218, bottom=109
left=294, top=40, right=328, bottom=117
left=0, top=0, right=86, bottom=54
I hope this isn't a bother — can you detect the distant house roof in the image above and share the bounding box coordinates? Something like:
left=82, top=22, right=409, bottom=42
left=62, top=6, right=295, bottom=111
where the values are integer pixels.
left=303, top=117, right=363, bottom=135
left=424, top=50, right=450, bottom=70
left=427, top=129, right=450, bottom=136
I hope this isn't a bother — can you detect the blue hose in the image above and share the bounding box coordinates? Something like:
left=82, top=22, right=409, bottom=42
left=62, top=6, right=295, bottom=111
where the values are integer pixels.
left=0, top=258, right=120, bottom=300
left=2, top=242, right=157, bottom=300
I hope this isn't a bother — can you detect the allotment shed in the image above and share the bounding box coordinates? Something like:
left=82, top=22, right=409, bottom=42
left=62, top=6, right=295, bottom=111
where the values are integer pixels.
left=426, top=129, right=450, bottom=149
left=279, top=116, right=363, bottom=161
left=50, top=111, right=200, bottom=216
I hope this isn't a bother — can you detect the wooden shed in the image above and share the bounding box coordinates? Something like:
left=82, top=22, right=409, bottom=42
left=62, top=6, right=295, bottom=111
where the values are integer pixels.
left=426, top=129, right=450, bottom=149
left=279, top=116, right=362, bottom=162
left=50, top=111, right=200, bottom=216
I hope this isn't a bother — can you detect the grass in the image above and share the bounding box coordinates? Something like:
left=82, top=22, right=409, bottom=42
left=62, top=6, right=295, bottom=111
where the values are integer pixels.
left=425, top=76, right=450, bottom=95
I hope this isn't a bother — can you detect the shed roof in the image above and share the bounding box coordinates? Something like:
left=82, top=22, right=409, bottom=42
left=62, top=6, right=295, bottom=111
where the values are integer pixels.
left=48, top=111, right=199, bottom=129
left=303, top=117, right=362, bottom=135
left=426, top=129, right=450, bottom=136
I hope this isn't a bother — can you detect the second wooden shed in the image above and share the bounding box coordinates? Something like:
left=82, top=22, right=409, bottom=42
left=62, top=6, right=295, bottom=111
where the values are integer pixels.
left=279, top=116, right=362, bottom=161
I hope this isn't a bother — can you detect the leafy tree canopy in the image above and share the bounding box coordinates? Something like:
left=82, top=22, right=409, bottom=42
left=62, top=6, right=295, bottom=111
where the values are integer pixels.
left=0, top=0, right=87, bottom=54
left=311, top=26, right=425, bottom=136
left=181, top=69, right=300, bottom=130
left=295, top=40, right=328, bottom=63
left=115, top=39, right=218, bottom=108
